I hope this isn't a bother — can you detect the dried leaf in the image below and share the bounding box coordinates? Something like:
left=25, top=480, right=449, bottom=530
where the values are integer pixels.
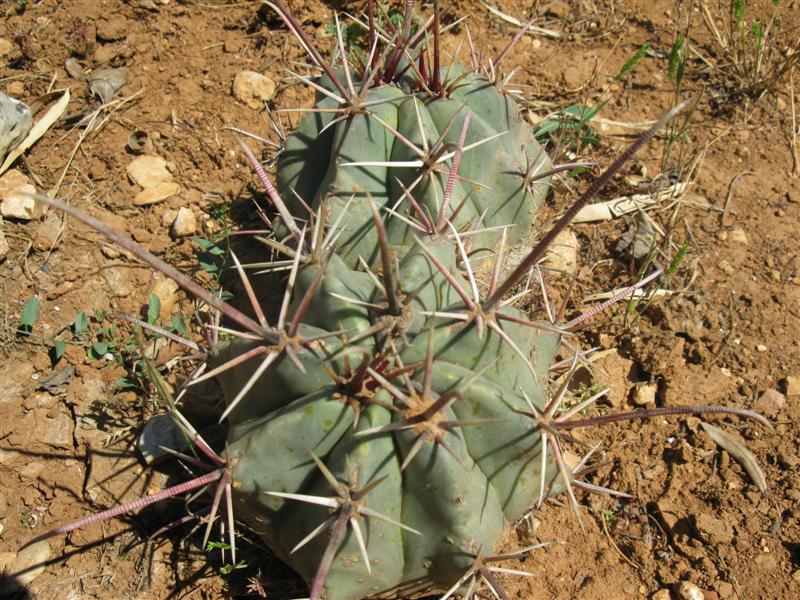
left=701, top=422, right=768, bottom=495
left=64, top=58, right=87, bottom=81
left=573, top=183, right=688, bottom=223
left=36, top=364, right=75, bottom=394
left=484, top=3, right=561, bottom=38
left=89, top=68, right=127, bottom=104
left=0, top=89, right=70, bottom=176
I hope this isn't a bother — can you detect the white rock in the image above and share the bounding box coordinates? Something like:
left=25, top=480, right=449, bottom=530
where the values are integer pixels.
left=0, top=541, right=50, bottom=593
left=0, top=169, right=38, bottom=220
left=675, top=581, right=704, bottom=600
left=126, top=155, right=173, bottom=189
left=0, top=38, right=14, bottom=57
left=785, top=375, right=800, bottom=396
left=632, top=382, right=657, bottom=407
left=171, top=207, right=196, bottom=237
left=102, top=266, right=133, bottom=298
left=232, top=70, right=276, bottom=109
left=728, top=228, right=748, bottom=244
left=543, top=228, right=579, bottom=274
left=133, top=181, right=180, bottom=206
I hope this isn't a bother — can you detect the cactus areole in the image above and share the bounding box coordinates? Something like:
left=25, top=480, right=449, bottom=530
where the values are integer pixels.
left=27, top=2, right=769, bottom=600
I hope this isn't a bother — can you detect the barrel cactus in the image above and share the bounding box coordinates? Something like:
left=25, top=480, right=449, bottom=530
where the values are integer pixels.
left=29, top=2, right=769, bottom=599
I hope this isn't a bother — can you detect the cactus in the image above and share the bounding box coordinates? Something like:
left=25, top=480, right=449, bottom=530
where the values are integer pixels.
left=27, top=2, right=770, bottom=599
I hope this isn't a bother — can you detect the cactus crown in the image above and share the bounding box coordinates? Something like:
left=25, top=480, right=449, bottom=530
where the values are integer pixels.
left=26, top=3, right=769, bottom=600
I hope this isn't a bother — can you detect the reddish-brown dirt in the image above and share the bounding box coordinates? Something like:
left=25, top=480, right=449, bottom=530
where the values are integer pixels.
left=1, top=1, right=798, bottom=599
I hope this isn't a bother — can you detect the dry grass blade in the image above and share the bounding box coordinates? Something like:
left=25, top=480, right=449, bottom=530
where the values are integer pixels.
left=701, top=422, right=767, bottom=495
left=572, top=183, right=688, bottom=223
left=484, top=3, right=561, bottom=39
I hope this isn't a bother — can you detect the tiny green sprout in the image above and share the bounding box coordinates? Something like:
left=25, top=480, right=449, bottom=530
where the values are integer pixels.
left=167, top=314, right=188, bottom=336
left=205, top=540, right=231, bottom=552
left=615, top=42, right=651, bottom=81
left=18, top=297, right=40, bottom=333
left=668, top=34, right=687, bottom=82
left=73, top=311, right=90, bottom=335
left=88, top=341, right=110, bottom=361
left=535, top=103, right=605, bottom=152
left=220, top=560, right=248, bottom=575
left=52, top=339, right=67, bottom=361
left=193, top=236, right=229, bottom=280
left=147, top=293, right=161, bottom=325
left=602, top=508, right=619, bottom=530
left=733, top=0, right=746, bottom=26
left=572, top=383, right=604, bottom=416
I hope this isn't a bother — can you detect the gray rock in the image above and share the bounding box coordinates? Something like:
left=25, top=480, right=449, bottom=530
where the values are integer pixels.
left=0, top=93, right=32, bottom=163
left=138, top=414, right=189, bottom=465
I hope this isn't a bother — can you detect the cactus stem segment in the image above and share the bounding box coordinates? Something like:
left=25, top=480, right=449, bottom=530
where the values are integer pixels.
left=268, top=453, right=420, bottom=600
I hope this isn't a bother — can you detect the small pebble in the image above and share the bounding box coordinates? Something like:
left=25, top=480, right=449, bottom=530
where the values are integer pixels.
left=102, top=266, right=133, bottom=298
left=149, top=275, right=179, bottom=319
left=0, top=541, right=50, bottom=593
left=784, top=375, right=800, bottom=396
left=133, top=181, right=180, bottom=206
left=695, top=512, right=734, bottom=544
left=0, top=169, right=38, bottom=221
left=6, top=81, right=25, bottom=97
left=0, top=38, right=14, bottom=57
left=675, top=581, right=704, bottom=600
left=92, top=44, right=118, bottom=64
left=754, top=388, right=785, bottom=416
left=543, top=228, right=579, bottom=275
left=718, top=259, right=734, bottom=275
left=171, top=207, right=196, bottom=237
left=717, top=581, right=734, bottom=598
left=224, top=37, right=244, bottom=54
left=32, top=212, right=63, bottom=251
left=138, top=414, right=189, bottom=465
left=632, top=382, right=657, bottom=406
left=232, top=70, right=276, bottom=109
left=728, top=228, right=748, bottom=244
left=126, top=154, right=174, bottom=189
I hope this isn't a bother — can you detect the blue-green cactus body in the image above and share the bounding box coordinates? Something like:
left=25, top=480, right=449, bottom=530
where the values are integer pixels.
left=215, top=59, right=564, bottom=600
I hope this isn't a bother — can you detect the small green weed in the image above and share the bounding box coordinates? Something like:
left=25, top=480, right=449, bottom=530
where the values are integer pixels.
left=206, top=541, right=249, bottom=575
left=700, top=0, right=800, bottom=99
